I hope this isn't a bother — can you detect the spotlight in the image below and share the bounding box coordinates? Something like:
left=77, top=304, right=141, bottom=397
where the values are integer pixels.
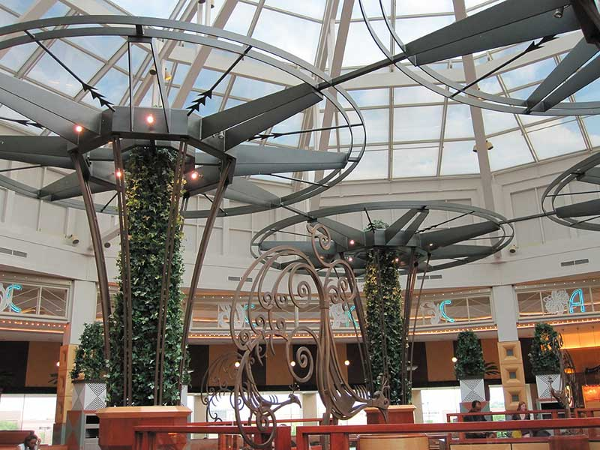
left=394, top=257, right=400, bottom=263
left=67, top=234, right=80, bottom=245
left=554, top=6, right=564, bottom=18
left=472, top=140, right=494, bottom=153
left=344, top=360, right=350, bottom=366
left=146, top=114, right=155, bottom=125
left=149, top=68, right=157, bottom=76
left=190, top=171, right=199, bottom=180
left=115, top=170, right=122, bottom=178
left=56, top=361, right=60, bottom=367
left=509, top=244, right=518, bottom=254
left=74, top=125, right=83, bottom=133
left=451, top=356, right=458, bottom=363
left=234, top=361, right=240, bottom=368
left=290, top=361, right=296, bottom=367
left=348, top=256, right=353, bottom=262
left=349, top=239, right=355, bottom=246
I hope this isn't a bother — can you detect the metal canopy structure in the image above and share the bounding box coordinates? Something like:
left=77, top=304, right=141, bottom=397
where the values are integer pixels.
left=251, top=201, right=514, bottom=406
left=251, top=201, right=515, bottom=275
left=360, top=0, right=600, bottom=116
left=542, top=152, right=600, bottom=231
left=0, top=15, right=366, bottom=218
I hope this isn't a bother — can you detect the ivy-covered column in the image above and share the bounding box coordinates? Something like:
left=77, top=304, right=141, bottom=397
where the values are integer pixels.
left=364, top=250, right=407, bottom=405
left=107, top=146, right=186, bottom=406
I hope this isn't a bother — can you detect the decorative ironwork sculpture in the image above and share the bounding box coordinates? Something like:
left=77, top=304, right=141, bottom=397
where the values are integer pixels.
left=542, top=152, right=600, bottom=232
left=201, top=224, right=388, bottom=448
left=251, top=201, right=514, bottom=404
left=0, top=16, right=371, bottom=405
left=359, top=0, right=600, bottom=116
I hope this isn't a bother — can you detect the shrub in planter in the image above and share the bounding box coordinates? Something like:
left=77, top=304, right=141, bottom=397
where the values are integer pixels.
left=71, top=321, right=106, bottom=381
left=528, top=323, right=562, bottom=375
left=455, top=331, right=485, bottom=380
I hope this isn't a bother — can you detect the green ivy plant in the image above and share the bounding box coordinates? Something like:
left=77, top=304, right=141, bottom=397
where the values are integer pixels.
left=70, top=322, right=106, bottom=381
left=106, top=146, right=187, bottom=406
left=529, top=322, right=562, bottom=375
left=455, top=331, right=485, bottom=379
left=363, top=220, right=410, bottom=405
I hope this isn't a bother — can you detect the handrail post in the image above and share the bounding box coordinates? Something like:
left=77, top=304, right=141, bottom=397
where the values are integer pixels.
left=274, top=426, right=291, bottom=450
left=296, top=428, right=307, bottom=450
left=330, top=432, right=349, bottom=450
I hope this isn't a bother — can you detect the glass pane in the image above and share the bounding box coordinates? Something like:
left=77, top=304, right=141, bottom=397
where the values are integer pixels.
left=445, top=104, right=474, bottom=139
left=27, top=41, right=104, bottom=97
left=12, top=286, right=39, bottom=315
left=265, top=0, right=325, bottom=19
left=224, top=2, right=256, bottom=35
left=252, top=10, right=321, bottom=64
left=488, top=131, right=534, bottom=171
left=345, top=149, right=388, bottom=180
left=362, top=108, right=389, bottom=143
left=527, top=118, right=587, bottom=159
left=40, top=287, right=68, bottom=317
left=393, top=106, right=444, bottom=141
left=517, top=291, right=542, bottom=318
left=440, top=140, right=480, bottom=175
left=393, top=146, right=438, bottom=178
left=481, top=109, right=518, bottom=134
left=394, top=86, right=443, bottom=105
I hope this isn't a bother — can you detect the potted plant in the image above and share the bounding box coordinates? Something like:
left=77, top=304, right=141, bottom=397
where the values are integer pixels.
left=70, top=322, right=107, bottom=411
left=529, top=323, right=562, bottom=400
left=455, top=331, right=486, bottom=404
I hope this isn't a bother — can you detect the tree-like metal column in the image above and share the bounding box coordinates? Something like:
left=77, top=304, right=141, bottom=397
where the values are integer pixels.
left=179, top=157, right=236, bottom=389
left=69, top=150, right=112, bottom=360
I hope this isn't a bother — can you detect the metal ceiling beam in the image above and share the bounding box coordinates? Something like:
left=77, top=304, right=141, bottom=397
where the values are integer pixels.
left=453, top=0, right=496, bottom=215
left=171, top=0, right=238, bottom=109
left=407, top=0, right=577, bottom=65
left=309, top=0, right=354, bottom=211
left=131, top=0, right=199, bottom=106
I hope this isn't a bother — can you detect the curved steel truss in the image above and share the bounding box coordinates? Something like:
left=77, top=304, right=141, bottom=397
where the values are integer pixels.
left=359, top=0, right=600, bottom=116
left=251, top=201, right=514, bottom=275
left=542, top=152, right=600, bottom=231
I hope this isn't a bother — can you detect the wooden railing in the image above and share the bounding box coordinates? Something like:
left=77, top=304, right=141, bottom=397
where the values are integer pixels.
left=132, top=417, right=600, bottom=450
left=294, top=418, right=600, bottom=450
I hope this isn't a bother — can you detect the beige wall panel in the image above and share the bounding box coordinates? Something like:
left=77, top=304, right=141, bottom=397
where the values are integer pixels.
left=426, top=341, right=456, bottom=382
left=25, top=341, right=61, bottom=387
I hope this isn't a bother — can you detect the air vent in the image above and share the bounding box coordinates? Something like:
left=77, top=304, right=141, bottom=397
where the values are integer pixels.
left=561, top=258, right=589, bottom=267
left=228, top=276, right=253, bottom=282
left=417, top=274, right=442, bottom=280
left=0, top=247, right=27, bottom=258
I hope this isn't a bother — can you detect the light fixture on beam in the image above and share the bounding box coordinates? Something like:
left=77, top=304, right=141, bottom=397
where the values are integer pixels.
left=472, top=140, right=493, bottom=153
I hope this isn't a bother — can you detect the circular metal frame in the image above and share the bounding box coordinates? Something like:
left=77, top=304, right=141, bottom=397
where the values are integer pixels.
left=542, top=152, right=600, bottom=231
left=251, top=201, right=515, bottom=273
left=0, top=16, right=366, bottom=218
left=358, top=0, right=599, bottom=116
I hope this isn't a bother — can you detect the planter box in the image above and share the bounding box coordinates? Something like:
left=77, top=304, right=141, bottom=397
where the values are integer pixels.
left=97, top=406, right=190, bottom=450
left=365, top=405, right=416, bottom=424
left=459, top=378, right=485, bottom=403
left=358, top=433, right=428, bottom=450
left=72, top=380, right=106, bottom=411
left=535, top=374, right=561, bottom=401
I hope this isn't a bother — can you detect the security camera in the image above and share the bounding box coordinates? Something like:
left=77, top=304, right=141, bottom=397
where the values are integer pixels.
left=67, top=234, right=80, bottom=245
left=103, top=242, right=111, bottom=249
left=509, top=244, right=518, bottom=254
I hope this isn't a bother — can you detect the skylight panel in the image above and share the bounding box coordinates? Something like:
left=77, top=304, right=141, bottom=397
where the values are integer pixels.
left=440, top=140, right=480, bottom=175
left=487, top=131, right=534, bottom=171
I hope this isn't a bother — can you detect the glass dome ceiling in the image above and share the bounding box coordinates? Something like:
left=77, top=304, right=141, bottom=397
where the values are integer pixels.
left=0, top=0, right=598, bottom=182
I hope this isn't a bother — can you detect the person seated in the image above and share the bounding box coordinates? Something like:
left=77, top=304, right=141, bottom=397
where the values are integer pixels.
left=464, top=400, right=495, bottom=439
left=511, top=401, right=532, bottom=438
left=17, top=434, right=39, bottom=450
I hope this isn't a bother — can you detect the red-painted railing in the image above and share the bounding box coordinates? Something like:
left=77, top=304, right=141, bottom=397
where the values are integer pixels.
left=132, top=417, right=600, bottom=450
left=294, top=418, right=600, bottom=450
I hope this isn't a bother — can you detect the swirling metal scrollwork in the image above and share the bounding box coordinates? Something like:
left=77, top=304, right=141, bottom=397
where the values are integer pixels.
left=203, top=224, right=388, bottom=448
